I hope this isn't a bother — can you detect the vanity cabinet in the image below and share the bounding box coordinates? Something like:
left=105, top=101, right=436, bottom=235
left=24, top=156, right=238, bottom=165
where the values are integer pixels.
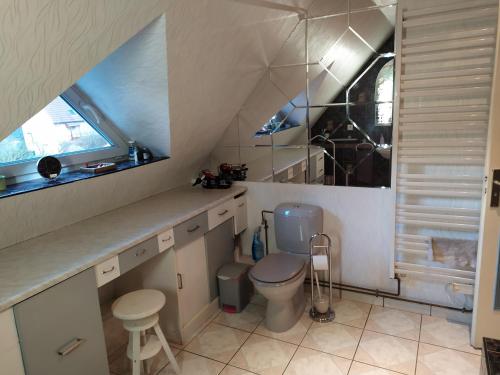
left=14, top=269, right=109, bottom=375
left=175, top=236, right=210, bottom=327
left=0, top=309, right=24, bottom=375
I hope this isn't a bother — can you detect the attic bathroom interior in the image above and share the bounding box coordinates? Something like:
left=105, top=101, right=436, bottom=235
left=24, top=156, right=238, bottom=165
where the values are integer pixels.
left=1, top=0, right=500, bottom=375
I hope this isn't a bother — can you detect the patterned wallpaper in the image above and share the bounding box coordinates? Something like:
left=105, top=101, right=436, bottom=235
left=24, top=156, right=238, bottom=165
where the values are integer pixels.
left=0, top=0, right=166, bottom=141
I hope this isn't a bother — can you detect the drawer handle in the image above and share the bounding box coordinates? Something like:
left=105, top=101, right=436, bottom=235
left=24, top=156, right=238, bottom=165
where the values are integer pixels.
left=135, top=249, right=147, bottom=257
left=187, top=224, right=200, bottom=233
left=218, top=209, right=229, bottom=216
left=162, top=236, right=172, bottom=242
left=177, top=273, right=183, bottom=289
left=58, top=338, right=86, bottom=357
left=102, top=266, right=115, bottom=274
left=238, top=203, right=245, bottom=208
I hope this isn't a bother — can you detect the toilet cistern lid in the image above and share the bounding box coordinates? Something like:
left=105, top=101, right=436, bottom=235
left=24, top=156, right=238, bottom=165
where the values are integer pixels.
left=250, top=253, right=305, bottom=283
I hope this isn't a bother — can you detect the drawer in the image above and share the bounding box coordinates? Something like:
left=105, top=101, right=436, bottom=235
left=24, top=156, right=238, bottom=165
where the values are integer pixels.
left=94, top=256, right=120, bottom=287
left=233, top=195, right=248, bottom=234
left=173, top=212, right=209, bottom=248
left=208, top=199, right=235, bottom=230
left=14, top=269, right=108, bottom=375
left=119, top=236, right=159, bottom=275
left=158, top=228, right=175, bottom=253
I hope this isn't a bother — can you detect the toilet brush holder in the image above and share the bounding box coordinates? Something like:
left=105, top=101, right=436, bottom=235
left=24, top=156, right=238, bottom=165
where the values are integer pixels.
left=309, top=233, right=335, bottom=322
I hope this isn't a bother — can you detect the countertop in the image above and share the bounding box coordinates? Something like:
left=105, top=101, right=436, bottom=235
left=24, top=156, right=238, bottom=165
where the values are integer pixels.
left=0, top=185, right=246, bottom=312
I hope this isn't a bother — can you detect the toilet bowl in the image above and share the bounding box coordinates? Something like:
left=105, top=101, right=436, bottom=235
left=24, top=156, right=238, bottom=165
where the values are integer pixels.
left=249, top=202, right=323, bottom=333
left=249, top=253, right=307, bottom=332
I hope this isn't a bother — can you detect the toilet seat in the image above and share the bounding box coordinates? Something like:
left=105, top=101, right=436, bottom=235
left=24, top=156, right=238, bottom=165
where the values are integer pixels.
left=250, top=253, right=306, bottom=284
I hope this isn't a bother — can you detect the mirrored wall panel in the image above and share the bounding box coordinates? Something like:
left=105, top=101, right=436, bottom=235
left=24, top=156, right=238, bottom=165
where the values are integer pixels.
left=210, top=0, right=397, bottom=188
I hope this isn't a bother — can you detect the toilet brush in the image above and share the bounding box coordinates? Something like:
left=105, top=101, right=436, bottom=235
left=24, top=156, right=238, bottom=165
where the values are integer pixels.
left=314, top=271, right=329, bottom=313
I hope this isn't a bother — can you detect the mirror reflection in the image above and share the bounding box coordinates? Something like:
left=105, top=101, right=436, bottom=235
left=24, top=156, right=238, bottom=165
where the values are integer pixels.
left=210, top=0, right=397, bottom=188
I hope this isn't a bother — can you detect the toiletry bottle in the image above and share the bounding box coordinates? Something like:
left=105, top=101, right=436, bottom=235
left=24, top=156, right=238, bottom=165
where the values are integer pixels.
left=128, top=141, right=136, bottom=161
left=252, top=226, right=265, bottom=262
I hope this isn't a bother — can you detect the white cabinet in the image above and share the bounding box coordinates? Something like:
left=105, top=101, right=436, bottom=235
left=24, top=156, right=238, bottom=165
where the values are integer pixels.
left=0, top=309, right=24, bottom=375
left=175, top=236, right=210, bottom=327
left=233, top=195, right=248, bottom=234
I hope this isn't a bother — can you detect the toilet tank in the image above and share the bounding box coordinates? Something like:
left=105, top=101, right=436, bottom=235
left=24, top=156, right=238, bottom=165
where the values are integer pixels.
left=274, top=203, right=323, bottom=254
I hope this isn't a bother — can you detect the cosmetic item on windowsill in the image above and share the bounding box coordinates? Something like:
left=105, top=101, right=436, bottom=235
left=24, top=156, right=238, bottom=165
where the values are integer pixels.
left=128, top=140, right=136, bottom=161
left=37, top=156, right=62, bottom=181
left=0, top=175, right=6, bottom=191
left=80, top=162, right=117, bottom=174
left=131, top=144, right=153, bottom=164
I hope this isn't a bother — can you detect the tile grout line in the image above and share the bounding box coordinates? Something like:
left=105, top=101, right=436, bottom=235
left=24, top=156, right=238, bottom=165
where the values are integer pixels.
left=414, top=314, right=422, bottom=375
left=281, top=306, right=316, bottom=375
left=219, top=303, right=266, bottom=373
left=348, top=304, right=373, bottom=374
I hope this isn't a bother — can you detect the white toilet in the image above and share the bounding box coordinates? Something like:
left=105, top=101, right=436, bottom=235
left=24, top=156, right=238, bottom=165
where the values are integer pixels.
left=249, top=203, right=323, bottom=332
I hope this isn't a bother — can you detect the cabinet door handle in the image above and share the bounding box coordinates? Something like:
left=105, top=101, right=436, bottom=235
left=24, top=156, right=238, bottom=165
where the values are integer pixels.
left=102, top=266, right=115, bottom=274
left=238, top=203, right=245, bottom=208
left=162, top=236, right=172, bottom=242
left=58, top=338, right=86, bottom=357
left=218, top=209, right=229, bottom=216
left=177, top=273, right=183, bottom=289
left=187, top=224, right=200, bottom=233
left=135, top=249, right=147, bottom=257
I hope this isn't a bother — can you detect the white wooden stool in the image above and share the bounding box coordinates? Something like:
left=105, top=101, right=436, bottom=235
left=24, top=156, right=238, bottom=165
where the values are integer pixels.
left=112, top=289, right=180, bottom=375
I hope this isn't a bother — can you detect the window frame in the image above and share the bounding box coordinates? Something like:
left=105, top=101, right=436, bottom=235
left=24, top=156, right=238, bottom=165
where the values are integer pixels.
left=0, top=86, right=129, bottom=180
left=374, top=59, right=395, bottom=127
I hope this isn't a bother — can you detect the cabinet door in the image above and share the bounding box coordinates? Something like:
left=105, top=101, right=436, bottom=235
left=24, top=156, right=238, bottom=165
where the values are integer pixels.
left=205, top=219, right=235, bottom=300
left=14, top=269, right=109, bottom=375
left=175, top=236, right=210, bottom=327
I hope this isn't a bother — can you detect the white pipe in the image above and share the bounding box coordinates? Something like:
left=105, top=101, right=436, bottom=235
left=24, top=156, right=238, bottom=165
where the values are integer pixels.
left=399, top=125, right=488, bottom=134
left=398, top=157, right=485, bottom=165
left=400, top=86, right=491, bottom=98
left=397, top=188, right=483, bottom=198
left=403, top=27, right=496, bottom=46
left=403, top=36, right=495, bottom=55
left=398, top=140, right=486, bottom=148
left=402, top=47, right=495, bottom=64
left=397, top=212, right=480, bottom=224
left=404, top=7, right=497, bottom=28
left=396, top=218, right=480, bottom=231
left=402, top=68, right=492, bottom=82
left=395, top=269, right=475, bottom=285
left=396, top=204, right=482, bottom=216
left=401, top=112, right=489, bottom=121
left=397, top=234, right=431, bottom=242
left=396, top=241, right=429, bottom=250
left=395, top=261, right=476, bottom=278
left=396, top=248, right=428, bottom=255
left=398, top=149, right=486, bottom=157
left=401, top=75, right=492, bottom=90
left=403, top=0, right=497, bottom=19
left=396, top=180, right=482, bottom=189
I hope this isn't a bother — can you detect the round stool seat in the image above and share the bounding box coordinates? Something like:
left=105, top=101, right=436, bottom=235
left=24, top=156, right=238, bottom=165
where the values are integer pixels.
left=112, top=289, right=166, bottom=320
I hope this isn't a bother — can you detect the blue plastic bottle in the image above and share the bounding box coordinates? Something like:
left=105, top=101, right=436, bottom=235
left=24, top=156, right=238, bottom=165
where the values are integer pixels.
left=252, top=226, right=265, bottom=262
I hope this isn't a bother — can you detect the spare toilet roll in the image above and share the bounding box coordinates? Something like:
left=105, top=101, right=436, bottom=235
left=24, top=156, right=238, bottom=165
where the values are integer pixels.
left=312, top=255, right=329, bottom=271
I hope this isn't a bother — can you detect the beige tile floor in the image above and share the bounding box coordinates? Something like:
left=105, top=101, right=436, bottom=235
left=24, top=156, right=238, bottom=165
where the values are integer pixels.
left=104, top=295, right=481, bottom=375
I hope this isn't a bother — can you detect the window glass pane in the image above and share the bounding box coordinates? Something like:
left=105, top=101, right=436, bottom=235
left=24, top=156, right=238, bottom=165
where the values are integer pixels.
left=0, top=96, right=112, bottom=165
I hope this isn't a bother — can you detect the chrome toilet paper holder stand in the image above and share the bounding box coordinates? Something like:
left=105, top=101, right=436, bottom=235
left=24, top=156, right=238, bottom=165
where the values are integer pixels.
left=309, top=233, right=335, bottom=323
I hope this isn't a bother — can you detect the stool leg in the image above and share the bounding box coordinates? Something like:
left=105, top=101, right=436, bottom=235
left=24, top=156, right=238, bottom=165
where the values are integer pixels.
left=132, top=331, right=141, bottom=375
left=153, top=323, right=180, bottom=375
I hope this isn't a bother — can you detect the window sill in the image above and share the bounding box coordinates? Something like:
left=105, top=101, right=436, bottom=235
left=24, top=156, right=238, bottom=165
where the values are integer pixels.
left=0, top=157, right=168, bottom=200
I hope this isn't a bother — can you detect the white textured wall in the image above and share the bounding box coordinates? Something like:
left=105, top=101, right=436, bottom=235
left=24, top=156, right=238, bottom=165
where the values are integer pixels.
left=0, top=0, right=314, bottom=249
left=0, top=0, right=166, bottom=142
left=77, top=16, right=170, bottom=157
